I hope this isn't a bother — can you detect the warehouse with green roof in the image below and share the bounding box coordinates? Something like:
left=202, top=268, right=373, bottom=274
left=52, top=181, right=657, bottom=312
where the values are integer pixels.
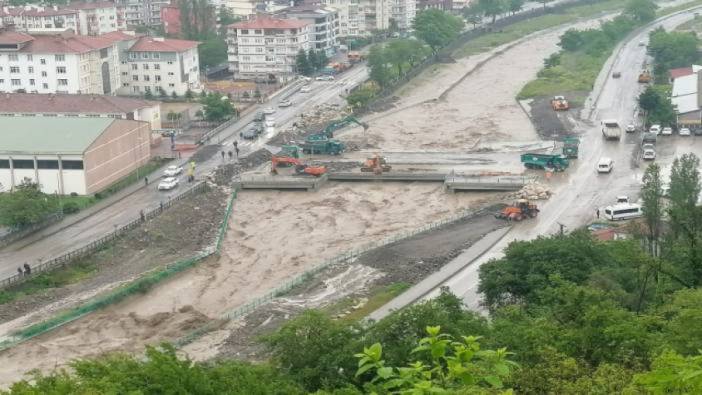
left=0, top=116, right=151, bottom=195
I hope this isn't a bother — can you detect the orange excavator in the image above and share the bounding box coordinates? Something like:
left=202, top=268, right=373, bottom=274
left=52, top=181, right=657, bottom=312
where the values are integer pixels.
left=271, top=156, right=327, bottom=177
left=551, top=95, right=570, bottom=111
left=495, top=199, right=539, bottom=221
left=361, top=154, right=391, bottom=175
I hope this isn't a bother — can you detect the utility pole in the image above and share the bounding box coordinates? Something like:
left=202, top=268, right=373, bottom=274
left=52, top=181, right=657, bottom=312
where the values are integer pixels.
left=557, top=222, right=566, bottom=236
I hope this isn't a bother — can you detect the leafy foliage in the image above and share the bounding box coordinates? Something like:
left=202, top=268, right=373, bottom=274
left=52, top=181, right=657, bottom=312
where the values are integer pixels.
left=0, top=178, right=59, bottom=228
left=200, top=92, right=236, bottom=122
left=625, top=0, right=658, bottom=22
left=346, top=83, right=380, bottom=109
left=648, top=27, right=700, bottom=81
left=412, top=9, right=464, bottom=54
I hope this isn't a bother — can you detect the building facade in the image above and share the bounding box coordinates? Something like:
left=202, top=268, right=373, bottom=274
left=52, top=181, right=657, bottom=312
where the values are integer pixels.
left=223, top=0, right=259, bottom=18
left=0, top=3, right=122, bottom=36
left=116, top=0, right=170, bottom=26
left=320, top=0, right=389, bottom=36
left=391, top=0, right=415, bottom=30
left=0, top=92, right=162, bottom=129
left=69, top=1, right=123, bottom=36
left=277, top=5, right=339, bottom=56
left=0, top=30, right=121, bottom=95
left=227, top=17, right=310, bottom=82
left=0, top=116, right=151, bottom=195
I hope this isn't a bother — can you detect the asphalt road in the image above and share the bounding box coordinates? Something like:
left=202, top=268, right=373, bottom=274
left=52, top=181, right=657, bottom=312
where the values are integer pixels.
left=0, top=66, right=368, bottom=280
left=424, top=5, right=702, bottom=311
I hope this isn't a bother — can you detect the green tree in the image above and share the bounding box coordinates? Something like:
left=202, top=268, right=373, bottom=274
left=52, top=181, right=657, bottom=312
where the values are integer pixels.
left=508, top=0, right=524, bottom=15
left=667, top=153, right=702, bottom=281
left=385, top=39, right=430, bottom=76
left=368, top=44, right=393, bottom=87
left=641, top=163, right=664, bottom=257
left=412, top=9, right=464, bottom=54
left=0, top=178, right=59, bottom=228
left=296, top=49, right=312, bottom=76
left=200, top=93, right=235, bottom=122
left=346, top=83, right=380, bottom=109
left=625, top=0, right=658, bottom=23
left=461, top=4, right=483, bottom=28
left=648, top=28, right=700, bottom=80
left=479, top=0, right=504, bottom=23
left=143, top=90, right=154, bottom=99
left=198, top=37, right=228, bottom=69
left=632, top=350, right=702, bottom=393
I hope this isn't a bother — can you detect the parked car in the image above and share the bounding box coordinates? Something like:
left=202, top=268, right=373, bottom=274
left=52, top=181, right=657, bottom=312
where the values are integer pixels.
left=642, top=144, right=656, bottom=160
left=643, top=132, right=657, bottom=144
left=300, top=85, right=312, bottom=93
left=265, top=118, right=276, bottom=127
left=597, top=157, right=614, bottom=173
left=278, top=99, right=292, bottom=107
left=163, top=165, right=183, bottom=177
left=263, top=107, right=276, bottom=115
left=662, top=126, right=673, bottom=136
left=241, top=129, right=258, bottom=140
left=253, top=112, right=264, bottom=122
left=617, top=196, right=630, bottom=204
left=160, top=129, right=177, bottom=137
left=315, top=75, right=335, bottom=81
left=626, top=123, right=636, bottom=133
left=158, top=177, right=179, bottom=191
left=649, top=124, right=661, bottom=135
left=680, top=127, right=691, bottom=136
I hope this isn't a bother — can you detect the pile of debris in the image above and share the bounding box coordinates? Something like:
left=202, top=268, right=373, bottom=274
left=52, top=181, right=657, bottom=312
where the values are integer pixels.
left=298, top=104, right=351, bottom=131
left=509, top=182, right=552, bottom=200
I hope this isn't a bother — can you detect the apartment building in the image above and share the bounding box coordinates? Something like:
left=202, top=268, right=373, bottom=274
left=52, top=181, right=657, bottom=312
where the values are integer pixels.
left=227, top=16, right=311, bottom=82
left=118, top=36, right=201, bottom=96
left=0, top=3, right=122, bottom=36
left=116, top=0, right=170, bottom=26
left=277, top=5, right=339, bottom=56
left=391, top=0, right=415, bottom=30
left=69, top=1, right=124, bottom=35
left=320, top=0, right=389, bottom=36
left=223, top=0, right=259, bottom=18
left=0, top=30, right=121, bottom=95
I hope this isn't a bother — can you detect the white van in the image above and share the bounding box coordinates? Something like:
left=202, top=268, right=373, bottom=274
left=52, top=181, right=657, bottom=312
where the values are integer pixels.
left=603, top=203, right=643, bottom=221
left=597, top=157, right=614, bottom=173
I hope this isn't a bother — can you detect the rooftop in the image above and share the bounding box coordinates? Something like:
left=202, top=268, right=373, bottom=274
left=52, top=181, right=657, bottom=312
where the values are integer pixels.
left=229, top=16, right=310, bottom=30
left=0, top=93, right=158, bottom=114
left=672, top=73, right=698, bottom=97
left=0, top=30, right=135, bottom=53
left=129, top=36, right=199, bottom=52
left=0, top=116, right=114, bottom=155
left=66, top=1, right=115, bottom=10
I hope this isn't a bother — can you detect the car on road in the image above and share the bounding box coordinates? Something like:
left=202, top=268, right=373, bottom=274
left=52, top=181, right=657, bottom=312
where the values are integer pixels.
left=163, top=165, right=183, bottom=177
left=662, top=126, right=673, bottom=136
left=263, top=107, right=276, bottom=115
left=265, top=118, right=276, bottom=127
left=643, top=132, right=657, bottom=144
left=680, top=127, right=691, bottom=136
left=638, top=40, right=646, bottom=46
left=626, top=123, right=636, bottom=133
left=696, top=128, right=702, bottom=136
left=617, top=196, right=630, bottom=204
left=241, top=128, right=258, bottom=140
left=642, top=144, right=656, bottom=160
left=278, top=99, right=292, bottom=107
left=158, top=177, right=179, bottom=191
left=253, top=112, right=264, bottom=122
left=649, top=124, right=661, bottom=135
left=315, top=75, right=335, bottom=81
left=612, top=71, right=621, bottom=78
left=160, top=129, right=177, bottom=137
left=597, top=157, right=614, bottom=173
left=300, top=85, right=312, bottom=93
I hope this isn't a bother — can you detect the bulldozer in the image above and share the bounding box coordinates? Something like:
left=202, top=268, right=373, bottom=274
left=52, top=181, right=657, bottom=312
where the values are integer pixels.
left=495, top=199, right=539, bottom=221
left=638, top=70, right=652, bottom=83
left=271, top=156, right=327, bottom=177
left=551, top=95, right=570, bottom=111
left=361, top=155, right=391, bottom=174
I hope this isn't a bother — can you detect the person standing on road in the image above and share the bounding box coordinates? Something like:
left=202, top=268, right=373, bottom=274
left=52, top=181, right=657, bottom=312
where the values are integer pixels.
left=221, top=151, right=225, bottom=160
left=23, top=263, right=31, bottom=275
left=144, top=176, right=148, bottom=186
left=233, top=140, right=238, bottom=149
left=140, top=210, right=145, bottom=222
left=596, top=208, right=600, bottom=219
left=228, top=151, right=233, bottom=160
left=235, top=146, right=240, bottom=158
left=17, top=267, right=23, bottom=276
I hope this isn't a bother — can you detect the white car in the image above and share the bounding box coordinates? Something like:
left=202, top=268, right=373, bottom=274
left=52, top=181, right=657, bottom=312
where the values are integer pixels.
left=315, top=75, right=335, bottom=81
left=680, top=127, right=691, bottom=136
left=642, top=144, right=656, bottom=160
left=626, top=123, right=636, bottom=133
left=597, top=157, right=614, bottom=173
left=300, top=85, right=312, bottom=93
left=616, top=196, right=630, bottom=204
left=649, top=124, right=661, bottom=135
left=163, top=165, right=183, bottom=177
left=278, top=99, right=292, bottom=107
left=265, top=118, right=276, bottom=127
left=661, top=126, right=673, bottom=136
left=263, top=107, right=276, bottom=115
left=158, top=177, right=179, bottom=190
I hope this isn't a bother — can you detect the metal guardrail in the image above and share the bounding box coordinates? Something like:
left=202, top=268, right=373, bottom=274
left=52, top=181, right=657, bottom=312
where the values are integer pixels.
left=0, top=182, right=209, bottom=290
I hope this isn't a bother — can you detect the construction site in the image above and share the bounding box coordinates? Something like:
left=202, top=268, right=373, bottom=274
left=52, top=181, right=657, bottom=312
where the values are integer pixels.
left=0, top=14, right=611, bottom=385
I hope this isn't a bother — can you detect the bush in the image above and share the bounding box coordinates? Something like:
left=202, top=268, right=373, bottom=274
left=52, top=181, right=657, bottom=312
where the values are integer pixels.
left=61, top=202, right=80, bottom=215
left=94, top=192, right=103, bottom=200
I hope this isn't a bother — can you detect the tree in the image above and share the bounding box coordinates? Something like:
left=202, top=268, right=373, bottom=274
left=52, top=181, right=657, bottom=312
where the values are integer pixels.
left=638, top=86, right=675, bottom=126
left=508, top=0, right=524, bottom=15
left=198, top=36, right=228, bottom=70
left=479, top=0, right=504, bottom=23
left=631, top=350, right=702, bottom=393
left=625, top=0, right=658, bottom=23
left=648, top=28, right=700, bottom=80
left=0, top=178, right=59, bottom=228
left=367, top=44, right=393, bottom=88
left=295, top=49, right=312, bottom=76
left=641, top=163, right=664, bottom=257
left=385, top=39, right=429, bottom=76
left=461, top=4, right=483, bottom=28
left=143, top=90, right=154, bottom=100
left=667, top=153, right=702, bottom=281
left=185, top=89, right=194, bottom=100
left=200, top=93, right=235, bottom=122
left=346, top=83, right=379, bottom=109
left=412, top=9, right=464, bottom=54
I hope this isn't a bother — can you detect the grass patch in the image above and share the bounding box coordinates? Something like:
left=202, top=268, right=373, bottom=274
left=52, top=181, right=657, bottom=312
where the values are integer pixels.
left=518, top=49, right=607, bottom=99
left=0, top=260, right=97, bottom=305
left=326, top=282, right=411, bottom=323
left=454, top=0, right=628, bottom=58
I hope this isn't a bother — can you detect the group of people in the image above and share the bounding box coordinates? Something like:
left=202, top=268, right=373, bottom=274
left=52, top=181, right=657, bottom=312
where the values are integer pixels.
left=221, top=141, right=240, bottom=161
left=16, top=263, right=31, bottom=276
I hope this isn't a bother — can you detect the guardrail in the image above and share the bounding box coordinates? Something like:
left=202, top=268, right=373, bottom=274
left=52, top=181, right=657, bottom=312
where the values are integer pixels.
left=0, top=182, right=209, bottom=290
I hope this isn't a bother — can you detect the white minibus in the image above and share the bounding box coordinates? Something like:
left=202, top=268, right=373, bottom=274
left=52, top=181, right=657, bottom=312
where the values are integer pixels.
left=603, top=203, right=643, bottom=221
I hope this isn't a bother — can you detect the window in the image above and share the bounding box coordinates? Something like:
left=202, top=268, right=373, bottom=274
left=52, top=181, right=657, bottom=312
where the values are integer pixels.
left=154, top=64, right=160, bottom=70
left=141, top=52, right=149, bottom=59
left=254, top=29, right=261, bottom=34
left=26, top=54, right=32, bottom=61
left=37, top=160, right=59, bottom=169
left=131, top=64, right=138, bottom=70
left=143, top=75, right=150, bottom=81
left=8, top=54, right=18, bottom=61
left=0, top=160, right=8, bottom=169
left=55, top=54, right=65, bottom=61
left=167, top=72, right=174, bottom=76
left=42, top=83, right=48, bottom=89
left=167, top=61, right=173, bottom=65
left=241, top=29, right=248, bottom=34
left=61, top=160, right=83, bottom=170
left=144, top=86, right=151, bottom=92
left=29, top=79, right=35, bottom=86
left=132, top=86, right=140, bottom=93
left=122, top=82, right=129, bottom=87
left=256, top=47, right=263, bottom=53
left=121, top=71, right=128, bottom=76
left=129, top=52, right=137, bottom=59
left=11, top=79, right=20, bottom=86
left=56, top=66, right=66, bottom=74
left=58, top=79, right=68, bottom=86
left=0, top=79, right=3, bottom=84
left=153, top=53, right=160, bottom=59
left=40, top=58, right=46, bottom=65
left=155, top=75, right=161, bottom=82
left=12, top=159, right=34, bottom=169
left=41, top=71, right=47, bottom=77
left=143, top=64, right=149, bottom=70
left=168, top=83, right=175, bottom=87
left=132, top=75, right=138, bottom=81
left=28, top=66, right=33, bottom=73
left=9, top=67, right=19, bottom=73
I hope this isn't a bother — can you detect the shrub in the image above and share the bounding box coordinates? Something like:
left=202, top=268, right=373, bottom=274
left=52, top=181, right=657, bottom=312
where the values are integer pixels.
left=61, top=202, right=80, bottom=215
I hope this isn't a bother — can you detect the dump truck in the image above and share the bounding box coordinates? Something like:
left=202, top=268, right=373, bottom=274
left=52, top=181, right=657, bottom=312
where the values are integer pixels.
left=301, top=135, right=346, bottom=155
left=562, top=137, right=580, bottom=158
left=602, top=119, right=622, bottom=140
left=495, top=199, right=540, bottom=221
left=551, top=95, right=570, bottom=111
left=520, top=153, right=569, bottom=171
left=638, top=70, right=652, bottom=83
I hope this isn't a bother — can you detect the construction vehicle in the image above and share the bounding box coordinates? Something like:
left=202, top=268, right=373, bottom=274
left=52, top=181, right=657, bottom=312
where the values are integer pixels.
left=520, top=153, right=569, bottom=171
left=562, top=137, right=580, bottom=158
left=638, top=70, right=652, bottom=83
left=301, top=135, right=346, bottom=155
left=270, top=156, right=327, bottom=177
left=551, top=95, right=570, bottom=111
left=495, top=199, right=540, bottom=221
left=361, top=155, right=392, bottom=174
left=348, top=51, right=365, bottom=63
left=278, top=145, right=302, bottom=158
left=320, top=116, right=369, bottom=138
left=601, top=119, right=622, bottom=140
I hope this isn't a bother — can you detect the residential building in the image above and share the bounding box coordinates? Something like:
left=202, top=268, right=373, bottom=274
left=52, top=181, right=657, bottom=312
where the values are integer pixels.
left=227, top=16, right=311, bottom=82
left=0, top=30, right=121, bottom=95
left=320, top=0, right=389, bottom=36
left=391, top=0, right=415, bottom=30
left=160, top=2, right=181, bottom=35
left=0, top=116, right=151, bottom=195
left=277, top=5, right=339, bottom=56
left=0, top=3, right=123, bottom=36
left=68, top=1, right=124, bottom=35
left=417, top=0, right=452, bottom=12
left=0, top=92, right=162, bottom=129
left=116, top=0, right=170, bottom=26
left=118, top=36, right=201, bottom=96
left=671, top=66, right=702, bottom=128
left=223, top=0, right=259, bottom=18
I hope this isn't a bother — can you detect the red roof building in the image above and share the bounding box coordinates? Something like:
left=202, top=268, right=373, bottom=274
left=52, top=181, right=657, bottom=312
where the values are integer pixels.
left=229, top=16, right=310, bottom=30
left=129, top=36, right=199, bottom=52
left=670, top=67, right=694, bottom=81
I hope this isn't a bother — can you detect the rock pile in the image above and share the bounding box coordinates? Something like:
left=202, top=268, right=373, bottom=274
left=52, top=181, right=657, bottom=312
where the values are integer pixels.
left=510, top=182, right=552, bottom=200
left=298, top=104, right=351, bottom=130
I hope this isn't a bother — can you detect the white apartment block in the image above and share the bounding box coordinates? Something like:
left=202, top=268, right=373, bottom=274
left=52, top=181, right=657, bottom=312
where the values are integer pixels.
left=0, top=3, right=122, bottom=36
left=277, top=6, right=339, bottom=56
left=223, top=0, right=259, bottom=19
left=118, top=36, right=201, bottom=97
left=116, top=0, right=170, bottom=26
left=321, top=0, right=389, bottom=36
left=391, top=0, right=415, bottom=30
left=227, top=17, right=311, bottom=82
left=0, top=30, right=121, bottom=95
